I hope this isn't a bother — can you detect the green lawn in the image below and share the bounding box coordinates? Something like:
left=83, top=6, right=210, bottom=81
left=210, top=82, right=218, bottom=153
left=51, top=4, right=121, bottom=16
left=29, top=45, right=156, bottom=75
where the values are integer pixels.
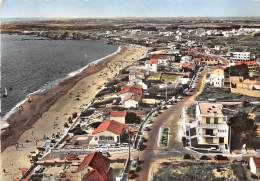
left=148, top=72, right=162, bottom=80
left=160, top=127, right=169, bottom=147
left=161, top=74, right=177, bottom=83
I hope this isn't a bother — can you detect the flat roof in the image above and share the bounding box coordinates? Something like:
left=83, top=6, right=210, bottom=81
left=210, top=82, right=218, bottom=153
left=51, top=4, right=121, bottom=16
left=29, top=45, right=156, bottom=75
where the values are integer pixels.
left=198, top=102, right=223, bottom=116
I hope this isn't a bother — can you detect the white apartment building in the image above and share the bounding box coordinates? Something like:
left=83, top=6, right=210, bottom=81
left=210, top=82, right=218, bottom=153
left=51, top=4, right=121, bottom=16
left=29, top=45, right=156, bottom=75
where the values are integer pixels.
left=230, top=52, right=251, bottom=60
left=195, top=102, right=230, bottom=152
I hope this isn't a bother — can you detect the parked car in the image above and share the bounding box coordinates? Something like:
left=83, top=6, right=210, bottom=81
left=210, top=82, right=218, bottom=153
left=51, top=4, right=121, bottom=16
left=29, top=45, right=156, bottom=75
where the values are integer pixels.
left=34, top=165, right=45, bottom=173
left=128, top=170, right=135, bottom=179
left=144, top=127, right=151, bottom=131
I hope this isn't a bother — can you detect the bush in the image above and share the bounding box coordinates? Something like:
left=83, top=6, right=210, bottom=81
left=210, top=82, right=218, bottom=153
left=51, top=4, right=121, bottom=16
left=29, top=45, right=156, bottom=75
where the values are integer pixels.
left=200, top=155, right=211, bottom=160
left=214, top=155, right=229, bottom=161
left=183, top=154, right=192, bottom=159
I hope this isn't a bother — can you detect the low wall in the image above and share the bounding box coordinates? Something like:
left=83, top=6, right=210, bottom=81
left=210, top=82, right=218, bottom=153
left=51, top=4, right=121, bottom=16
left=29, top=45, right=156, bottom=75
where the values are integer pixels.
left=231, top=88, right=260, bottom=98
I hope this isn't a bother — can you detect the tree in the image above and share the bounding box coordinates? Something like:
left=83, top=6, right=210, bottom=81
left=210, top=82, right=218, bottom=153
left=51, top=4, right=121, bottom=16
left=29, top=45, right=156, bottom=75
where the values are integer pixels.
left=224, top=64, right=249, bottom=79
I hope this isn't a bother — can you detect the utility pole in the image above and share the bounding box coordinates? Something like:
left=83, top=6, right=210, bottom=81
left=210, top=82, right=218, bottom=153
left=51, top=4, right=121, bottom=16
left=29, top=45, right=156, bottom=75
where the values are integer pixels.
left=128, top=127, right=131, bottom=161
left=166, top=84, right=168, bottom=102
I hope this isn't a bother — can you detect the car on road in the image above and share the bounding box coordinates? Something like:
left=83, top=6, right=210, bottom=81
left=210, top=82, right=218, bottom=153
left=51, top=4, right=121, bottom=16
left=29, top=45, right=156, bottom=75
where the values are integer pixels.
left=144, top=127, right=151, bottom=131
left=177, top=95, right=183, bottom=99
left=34, top=165, right=45, bottom=173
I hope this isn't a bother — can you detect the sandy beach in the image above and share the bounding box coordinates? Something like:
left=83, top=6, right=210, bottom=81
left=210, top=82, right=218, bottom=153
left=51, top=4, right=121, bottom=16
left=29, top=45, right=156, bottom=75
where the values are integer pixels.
left=0, top=45, right=146, bottom=181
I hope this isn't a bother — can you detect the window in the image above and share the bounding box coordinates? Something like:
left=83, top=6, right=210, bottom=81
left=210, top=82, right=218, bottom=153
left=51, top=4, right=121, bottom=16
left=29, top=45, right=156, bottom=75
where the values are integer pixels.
left=206, top=117, right=211, bottom=124
left=205, top=137, right=213, bottom=144
left=214, top=117, right=218, bottom=124
left=108, top=136, right=114, bottom=141
left=205, top=129, right=213, bottom=136
left=219, top=137, right=224, bottom=144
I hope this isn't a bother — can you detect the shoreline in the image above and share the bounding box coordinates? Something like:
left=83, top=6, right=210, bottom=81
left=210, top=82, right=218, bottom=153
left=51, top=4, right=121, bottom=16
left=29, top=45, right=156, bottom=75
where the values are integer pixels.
left=1, top=45, right=122, bottom=125
left=0, top=45, right=124, bottom=152
left=0, top=45, right=146, bottom=181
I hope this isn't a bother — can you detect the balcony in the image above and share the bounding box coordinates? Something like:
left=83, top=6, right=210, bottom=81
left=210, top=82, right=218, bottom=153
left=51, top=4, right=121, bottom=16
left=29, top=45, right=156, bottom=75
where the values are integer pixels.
left=198, top=123, right=219, bottom=129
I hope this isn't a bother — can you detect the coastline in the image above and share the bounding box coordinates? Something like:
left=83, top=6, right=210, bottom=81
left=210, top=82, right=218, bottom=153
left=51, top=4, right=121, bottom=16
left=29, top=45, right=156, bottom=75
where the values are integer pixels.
left=1, top=45, right=122, bottom=127
left=0, top=44, right=124, bottom=151
left=0, top=44, right=146, bottom=181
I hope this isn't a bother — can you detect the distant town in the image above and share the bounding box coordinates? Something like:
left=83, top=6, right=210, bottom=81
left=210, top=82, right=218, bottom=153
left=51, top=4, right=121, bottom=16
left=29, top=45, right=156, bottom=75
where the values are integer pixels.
left=1, top=18, right=260, bottom=181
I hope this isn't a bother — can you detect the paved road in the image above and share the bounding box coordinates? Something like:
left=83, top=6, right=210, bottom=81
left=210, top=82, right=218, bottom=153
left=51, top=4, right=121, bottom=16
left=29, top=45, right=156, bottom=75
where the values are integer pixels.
left=136, top=71, right=207, bottom=181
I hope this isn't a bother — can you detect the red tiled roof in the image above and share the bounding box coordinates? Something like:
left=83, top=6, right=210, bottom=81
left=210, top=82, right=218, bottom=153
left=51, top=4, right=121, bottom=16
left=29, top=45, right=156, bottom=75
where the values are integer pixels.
left=235, top=60, right=257, bottom=66
left=118, top=85, right=142, bottom=95
left=147, top=54, right=161, bottom=64
left=253, top=157, right=260, bottom=168
left=78, top=152, right=110, bottom=173
left=182, top=63, right=191, bottom=68
left=109, top=111, right=126, bottom=117
left=92, top=120, right=128, bottom=135
left=123, top=95, right=142, bottom=102
left=82, top=169, right=107, bottom=181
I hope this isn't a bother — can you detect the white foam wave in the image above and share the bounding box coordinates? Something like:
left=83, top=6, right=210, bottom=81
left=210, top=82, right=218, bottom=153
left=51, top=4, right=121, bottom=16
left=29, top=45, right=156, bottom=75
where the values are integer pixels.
left=1, top=46, right=121, bottom=126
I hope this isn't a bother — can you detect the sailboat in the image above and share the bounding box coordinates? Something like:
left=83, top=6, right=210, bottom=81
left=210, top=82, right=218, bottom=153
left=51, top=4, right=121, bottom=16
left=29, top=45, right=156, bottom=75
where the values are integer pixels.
left=3, top=87, right=8, bottom=97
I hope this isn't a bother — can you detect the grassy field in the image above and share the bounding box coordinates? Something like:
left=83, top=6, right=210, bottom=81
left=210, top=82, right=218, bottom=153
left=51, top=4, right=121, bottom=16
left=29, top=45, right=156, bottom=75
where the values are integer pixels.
left=152, top=162, right=246, bottom=181
left=148, top=72, right=162, bottom=80
left=161, top=73, right=177, bottom=83
left=197, top=85, right=259, bottom=102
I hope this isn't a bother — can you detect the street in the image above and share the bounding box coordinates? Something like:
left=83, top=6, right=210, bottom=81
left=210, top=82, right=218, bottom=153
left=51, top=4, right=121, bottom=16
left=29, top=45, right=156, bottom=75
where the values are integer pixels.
left=136, top=71, right=207, bottom=181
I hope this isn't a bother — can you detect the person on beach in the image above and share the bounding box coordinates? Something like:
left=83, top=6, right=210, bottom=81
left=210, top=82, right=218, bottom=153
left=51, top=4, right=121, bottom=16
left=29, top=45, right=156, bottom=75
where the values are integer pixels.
left=3, top=169, right=7, bottom=174
left=28, top=96, right=32, bottom=103
left=15, top=143, right=19, bottom=151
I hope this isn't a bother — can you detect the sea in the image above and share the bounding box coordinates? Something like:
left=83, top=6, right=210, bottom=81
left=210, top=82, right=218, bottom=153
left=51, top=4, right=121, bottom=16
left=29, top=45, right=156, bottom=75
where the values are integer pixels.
left=1, top=34, right=118, bottom=116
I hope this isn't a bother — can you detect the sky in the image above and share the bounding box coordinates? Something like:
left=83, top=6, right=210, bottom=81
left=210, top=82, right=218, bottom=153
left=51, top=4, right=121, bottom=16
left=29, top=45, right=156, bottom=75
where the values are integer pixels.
left=1, top=0, right=260, bottom=18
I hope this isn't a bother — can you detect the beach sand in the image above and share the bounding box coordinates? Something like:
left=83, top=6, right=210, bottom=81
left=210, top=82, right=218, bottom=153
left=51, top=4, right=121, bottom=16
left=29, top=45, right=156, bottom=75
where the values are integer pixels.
left=0, top=45, right=146, bottom=181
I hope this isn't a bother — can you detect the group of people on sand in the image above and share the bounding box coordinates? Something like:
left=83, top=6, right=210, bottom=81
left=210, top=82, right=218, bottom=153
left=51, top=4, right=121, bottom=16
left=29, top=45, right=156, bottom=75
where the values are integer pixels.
left=18, top=96, right=33, bottom=112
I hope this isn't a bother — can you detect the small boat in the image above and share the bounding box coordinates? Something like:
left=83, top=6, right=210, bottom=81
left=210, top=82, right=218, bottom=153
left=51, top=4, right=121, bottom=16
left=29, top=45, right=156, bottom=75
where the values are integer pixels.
left=3, top=87, right=8, bottom=97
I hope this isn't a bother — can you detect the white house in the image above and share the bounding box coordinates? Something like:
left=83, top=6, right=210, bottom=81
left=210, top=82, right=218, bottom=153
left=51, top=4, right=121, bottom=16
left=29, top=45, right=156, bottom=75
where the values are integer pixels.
left=108, top=111, right=127, bottom=124
left=122, top=95, right=141, bottom=109
left=145, top=54, right=162, bottom=72
left=180, top=56, right=192, bottom=64
left=158, top=57, right=169, bottom=67
left=90, top=120, right=128, bottom=145
left=249, top=157, right=260, bottom=177
left=209, top=67, right=225, bottom=87
left=117, top=85, right=142, bottom=100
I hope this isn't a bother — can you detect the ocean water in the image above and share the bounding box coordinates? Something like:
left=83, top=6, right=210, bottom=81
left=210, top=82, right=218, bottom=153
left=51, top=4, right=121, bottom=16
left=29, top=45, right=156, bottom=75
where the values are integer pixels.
left=1, top=34, right=118, bottom=115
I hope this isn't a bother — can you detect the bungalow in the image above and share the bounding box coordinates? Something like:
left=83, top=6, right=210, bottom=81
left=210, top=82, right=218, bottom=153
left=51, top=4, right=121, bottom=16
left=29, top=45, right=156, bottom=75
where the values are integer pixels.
left=117, top=85, right=143, bottom=100
left=249, top=157, right=260, bottom=177
left=145, top=54, right=160, bottom=72
left=77, top=152, right=111, bottom=181
left=128, top=71, right=148, bottom=90
left=90, top=120, right=128, bottom=145
left=108, top=111, right=126, bottom=124
left=122, top=95, right=141, bottom=109
left=129, top=69, right=146, bottom=84
left=209, top=67, right=225, bottom=87
left=158, top=56, right=169, bottom=67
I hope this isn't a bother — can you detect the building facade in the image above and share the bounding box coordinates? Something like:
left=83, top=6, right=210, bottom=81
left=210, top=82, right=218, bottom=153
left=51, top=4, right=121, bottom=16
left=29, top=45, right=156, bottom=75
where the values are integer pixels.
left=195, top=102, right=230, bottom=152
left=209, top=67, right=225, bottom=87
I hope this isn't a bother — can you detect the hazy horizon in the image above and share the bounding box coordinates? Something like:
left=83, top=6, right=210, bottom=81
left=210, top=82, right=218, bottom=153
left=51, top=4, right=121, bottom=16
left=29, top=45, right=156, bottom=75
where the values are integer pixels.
left=1, top=0, right=260, bottom=18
